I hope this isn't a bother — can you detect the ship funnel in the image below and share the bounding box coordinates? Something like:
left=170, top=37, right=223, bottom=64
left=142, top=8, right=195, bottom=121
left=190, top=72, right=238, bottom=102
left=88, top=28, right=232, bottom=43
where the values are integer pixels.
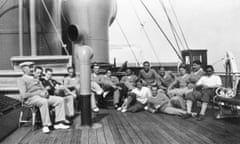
left=63, top=0, right=117, bottom=63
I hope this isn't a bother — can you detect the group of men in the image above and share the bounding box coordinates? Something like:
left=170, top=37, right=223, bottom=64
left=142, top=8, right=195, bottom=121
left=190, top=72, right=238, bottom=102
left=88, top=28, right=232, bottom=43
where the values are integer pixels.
left=92, top=60, right=222, bottom=122
left=18, top=62, right=75, bottom=133
left=17, top=59, right=222, bottom=133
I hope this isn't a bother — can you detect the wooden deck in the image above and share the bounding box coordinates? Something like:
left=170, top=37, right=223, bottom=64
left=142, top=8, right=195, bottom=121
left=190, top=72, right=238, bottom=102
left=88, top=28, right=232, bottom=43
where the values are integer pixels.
left=1, top=108, right=240, bottom=144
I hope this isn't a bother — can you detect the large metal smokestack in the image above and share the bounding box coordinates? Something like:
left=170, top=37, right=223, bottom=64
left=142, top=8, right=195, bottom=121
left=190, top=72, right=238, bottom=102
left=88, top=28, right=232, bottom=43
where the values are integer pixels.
left=63, top=0, right=117, bottom=63
left=64, top=0, right=117, bottom=126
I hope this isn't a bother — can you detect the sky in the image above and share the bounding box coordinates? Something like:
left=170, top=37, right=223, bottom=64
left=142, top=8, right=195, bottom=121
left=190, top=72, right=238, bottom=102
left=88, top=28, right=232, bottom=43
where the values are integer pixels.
left=109, top=0, right=240, bottom=72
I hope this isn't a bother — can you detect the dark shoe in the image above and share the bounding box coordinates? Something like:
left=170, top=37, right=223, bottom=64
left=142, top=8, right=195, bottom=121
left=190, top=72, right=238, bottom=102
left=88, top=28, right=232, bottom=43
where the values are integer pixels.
left=197, top=114, right=205, bottom=121
left=182, top=113, right=192, bottom=119
left=62, top=119, right=72, bottom=125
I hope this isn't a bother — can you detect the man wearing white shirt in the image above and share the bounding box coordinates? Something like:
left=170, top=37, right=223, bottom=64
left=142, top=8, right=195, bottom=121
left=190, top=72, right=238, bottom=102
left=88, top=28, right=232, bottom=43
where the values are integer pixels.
left=184, top=65, right=222, bottom=120
left=119, top=79, right=151, bottom=112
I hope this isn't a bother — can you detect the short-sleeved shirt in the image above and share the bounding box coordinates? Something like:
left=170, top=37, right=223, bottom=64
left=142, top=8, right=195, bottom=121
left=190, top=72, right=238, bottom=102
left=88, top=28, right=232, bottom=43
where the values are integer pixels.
left=131, top=86, right=151, bottom=104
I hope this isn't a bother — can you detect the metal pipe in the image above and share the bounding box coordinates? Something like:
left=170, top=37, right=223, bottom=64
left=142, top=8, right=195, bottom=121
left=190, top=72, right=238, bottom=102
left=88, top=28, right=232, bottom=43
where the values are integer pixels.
left=29, top=0, right=37, bottom=55
left=19, top=0, right=23, bottom=56
left=68, top=25, right=93, bottom=126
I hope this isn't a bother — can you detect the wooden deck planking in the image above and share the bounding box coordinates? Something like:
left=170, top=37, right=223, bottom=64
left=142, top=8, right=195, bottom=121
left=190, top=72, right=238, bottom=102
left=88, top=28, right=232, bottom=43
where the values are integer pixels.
left=115, top=112, right=143, bottom=144
left=1, top=109, right=240, bottom=144
left=128, top=112, right=170, bottom=144
left=102, top=118, right=115, bottom=144
left=110, top=111, right=135, bottom=144
left=157, top=113, right=221, bottom=144
left=122, top=112, right=152, bottom=144
left=148, top=113, right=199, bottom=144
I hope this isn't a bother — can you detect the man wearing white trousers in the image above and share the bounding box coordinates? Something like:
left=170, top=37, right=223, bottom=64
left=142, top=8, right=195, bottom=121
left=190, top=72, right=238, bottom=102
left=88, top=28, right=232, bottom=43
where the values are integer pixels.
left=17, top=62, right=70, bottom=134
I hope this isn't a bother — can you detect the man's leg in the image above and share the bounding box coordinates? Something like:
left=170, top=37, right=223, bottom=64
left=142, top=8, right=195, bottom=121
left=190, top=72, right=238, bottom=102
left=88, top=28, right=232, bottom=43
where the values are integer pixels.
left=64, top=95, right=75, bottom=117
left=48, top=96, right=66, bottom=123
left=113, top=89, right=120, bottom=108
left=127, top=101, right=145, bottom=113
left=91, top=93, right=100, bottom=112
left=170, top=96, right=186, bottom=110
left=26, top=95, right=51, bottom=126
left=162, top=105, right=187, bottom=116
left=183, top=90, right=201, bottom=119
left=167, top=87, right=188, bottom=98
left=197, top=88, right=215, bottom=120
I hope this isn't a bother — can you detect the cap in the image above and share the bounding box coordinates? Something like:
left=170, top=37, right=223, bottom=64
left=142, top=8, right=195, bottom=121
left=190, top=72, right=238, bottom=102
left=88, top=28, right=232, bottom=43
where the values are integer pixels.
left=19, top=61, right=35, bottom=68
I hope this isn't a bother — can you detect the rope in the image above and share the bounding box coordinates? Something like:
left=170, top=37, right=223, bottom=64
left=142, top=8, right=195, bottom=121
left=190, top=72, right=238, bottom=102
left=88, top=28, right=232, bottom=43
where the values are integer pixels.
left=158, top=0, right=184, bottom=52
left=116, top=19, right=141, bottom=66
left=0, top=0, right=8, bottom=10
left=168, top=0, right=190, bottom=49
left=130, top=0, right=160, bottom=63
left=139, top=0, right=183, bottom=62
left=40, top=0, right=69, bottom=55
left=212, top=57, right=225, bottom=66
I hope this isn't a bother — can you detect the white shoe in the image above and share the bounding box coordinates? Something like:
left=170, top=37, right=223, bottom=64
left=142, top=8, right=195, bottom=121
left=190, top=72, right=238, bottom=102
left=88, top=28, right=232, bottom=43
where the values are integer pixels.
left=121, top=108, right=127, bottom=113
left=117, top=107, right=122, bottom=111
left=103, top=91, right=109, bottom=98
left=144, top=106, right=149, bottom=110
left=54, top=123, right=70, bottom=129
left=92, top=107, right=100, bottom=113
left=42, top=126, right=50, bottom=133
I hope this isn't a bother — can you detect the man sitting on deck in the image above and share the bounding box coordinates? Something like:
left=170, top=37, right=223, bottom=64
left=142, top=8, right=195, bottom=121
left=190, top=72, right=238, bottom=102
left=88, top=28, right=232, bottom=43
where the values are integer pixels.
left=184, top=65, right=222, bottom=120
left=157, top=66, right=175, bottom=91
left=17, top=62, right=70, bottom=134
left=167, top=64, right=191, bottom=99
left=118, top=79, right=151, bottom=113
left=138, top=61, right=160, bottom=88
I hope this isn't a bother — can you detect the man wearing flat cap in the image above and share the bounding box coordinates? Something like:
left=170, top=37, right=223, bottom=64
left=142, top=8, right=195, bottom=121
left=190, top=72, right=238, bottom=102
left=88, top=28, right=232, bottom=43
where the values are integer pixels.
left=17, top=61, right=70, bottom=133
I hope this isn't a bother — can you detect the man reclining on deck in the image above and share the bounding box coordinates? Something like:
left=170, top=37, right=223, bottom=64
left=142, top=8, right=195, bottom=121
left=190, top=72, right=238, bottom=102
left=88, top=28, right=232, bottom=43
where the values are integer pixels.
left=145, top=86, right=187, bottom=116
left=17, top=62, right=70, bottom=134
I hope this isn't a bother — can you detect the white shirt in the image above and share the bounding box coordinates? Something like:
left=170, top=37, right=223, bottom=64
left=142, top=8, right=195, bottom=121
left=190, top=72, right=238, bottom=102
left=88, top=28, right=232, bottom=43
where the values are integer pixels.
left=131, top=86, right=151, bottom=104
left=196, top=74, right=222, bottom=88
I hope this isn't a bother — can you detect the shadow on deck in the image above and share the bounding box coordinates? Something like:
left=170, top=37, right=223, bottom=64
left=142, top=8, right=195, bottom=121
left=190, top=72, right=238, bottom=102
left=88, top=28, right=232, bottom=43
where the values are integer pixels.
left=2, top=109, right=240, bottom=144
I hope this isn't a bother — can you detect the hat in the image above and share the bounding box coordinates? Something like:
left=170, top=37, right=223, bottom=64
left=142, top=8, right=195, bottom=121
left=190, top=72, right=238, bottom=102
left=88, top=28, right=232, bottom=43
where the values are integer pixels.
left=19, top=61, right=35, bottom=68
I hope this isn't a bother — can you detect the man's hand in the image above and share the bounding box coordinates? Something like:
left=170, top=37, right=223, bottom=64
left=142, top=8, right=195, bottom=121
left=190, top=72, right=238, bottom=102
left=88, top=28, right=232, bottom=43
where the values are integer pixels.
left=40, top=90, right=49, bottom=98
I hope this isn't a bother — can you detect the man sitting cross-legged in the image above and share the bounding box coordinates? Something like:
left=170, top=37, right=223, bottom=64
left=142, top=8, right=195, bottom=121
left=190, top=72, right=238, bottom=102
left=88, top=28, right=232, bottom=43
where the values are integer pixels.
left=145, top=86, right=187, bottom=116
left=17, top=62, right=70, bottom=134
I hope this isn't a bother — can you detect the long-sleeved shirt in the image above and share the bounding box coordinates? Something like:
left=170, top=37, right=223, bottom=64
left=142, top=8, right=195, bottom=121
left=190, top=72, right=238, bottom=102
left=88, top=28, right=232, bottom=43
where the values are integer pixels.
left=17, top=74, right=47, bottom=100
left=147, top=90, right=169, bottom=108
left=138, top=69, right=159, bottom=86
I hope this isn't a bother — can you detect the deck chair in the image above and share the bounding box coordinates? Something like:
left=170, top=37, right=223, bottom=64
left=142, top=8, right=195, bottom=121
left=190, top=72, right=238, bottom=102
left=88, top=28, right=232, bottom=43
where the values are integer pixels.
left=213, top=81, right=240, bottom=119
left=18, top=95, right=39, bottom=130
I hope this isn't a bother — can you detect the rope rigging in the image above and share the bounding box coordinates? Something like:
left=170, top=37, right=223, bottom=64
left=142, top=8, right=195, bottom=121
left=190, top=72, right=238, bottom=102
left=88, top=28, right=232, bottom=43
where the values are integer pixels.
left=168, top=0, right=190, bottom=50
left=116, top=18, right=141, bottom=66
left=0, top=0, right=8, bottom=10
left=40, top=0, right=70, bottom=55
left=158, top=0, right=185, bottom=52
left=139, top=0, right=183, bottom=62
left=130, top=0, right=160, bottom=63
